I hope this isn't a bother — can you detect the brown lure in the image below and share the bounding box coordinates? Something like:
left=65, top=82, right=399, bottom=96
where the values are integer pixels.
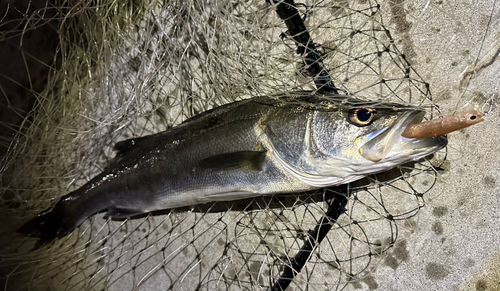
left=402, top=110, right=484, bottom=138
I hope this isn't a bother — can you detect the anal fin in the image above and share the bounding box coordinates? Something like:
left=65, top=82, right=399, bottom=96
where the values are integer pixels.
left=197, top=191, right=257, bottom=202
left=105, top=207, right=145, bottom=219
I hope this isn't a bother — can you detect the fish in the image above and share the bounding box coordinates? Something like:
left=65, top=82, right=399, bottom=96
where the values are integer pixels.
left=19, top=92, right=449, bottom=246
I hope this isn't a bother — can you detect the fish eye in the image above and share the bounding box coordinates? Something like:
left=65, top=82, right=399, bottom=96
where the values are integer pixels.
left=349, top=108, right=375, bottom=125
left=469, top=114, right=477, bottom=121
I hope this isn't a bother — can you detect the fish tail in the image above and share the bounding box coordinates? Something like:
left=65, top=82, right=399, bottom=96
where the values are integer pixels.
left=18, top=200, right=77, bottom=248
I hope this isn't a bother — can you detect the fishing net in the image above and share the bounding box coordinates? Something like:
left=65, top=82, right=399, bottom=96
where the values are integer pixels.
left=0, top=0, right=498, bottom=290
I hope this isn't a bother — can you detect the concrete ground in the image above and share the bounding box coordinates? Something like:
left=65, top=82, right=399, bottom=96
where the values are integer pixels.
left=0, top=0, right=499, bottom=290
left=372, top=1, right=500, bottom=290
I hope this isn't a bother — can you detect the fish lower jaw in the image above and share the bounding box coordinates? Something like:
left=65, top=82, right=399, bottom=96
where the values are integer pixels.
left=380, top=149, right=443, bottom=168
left=385, top=136, right=447, bottom=162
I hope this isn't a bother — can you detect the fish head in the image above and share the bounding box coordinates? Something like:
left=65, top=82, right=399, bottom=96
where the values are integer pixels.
left=270, top=95, right=448, bottom=187
left=348, top=105, right=447, bottom=163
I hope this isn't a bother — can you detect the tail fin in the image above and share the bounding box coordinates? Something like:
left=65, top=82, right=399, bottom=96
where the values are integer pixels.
left=18, top=201, right=74, bottom=248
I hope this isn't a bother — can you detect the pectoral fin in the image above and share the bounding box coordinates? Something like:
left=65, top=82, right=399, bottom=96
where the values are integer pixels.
left=199, top=151, right=266, bottom=171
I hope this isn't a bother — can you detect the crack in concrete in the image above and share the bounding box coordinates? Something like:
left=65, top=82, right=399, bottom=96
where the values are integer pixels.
left=459, top=43, right=500, bottom=92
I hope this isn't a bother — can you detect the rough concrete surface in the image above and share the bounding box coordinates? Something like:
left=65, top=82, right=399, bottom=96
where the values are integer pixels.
left=377, top=1, right=500, bottom=290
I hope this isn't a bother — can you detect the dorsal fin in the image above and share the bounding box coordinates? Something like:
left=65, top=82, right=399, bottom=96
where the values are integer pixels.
left=113, top=139, right=137, bottom=154
left=113, top=136, right=151, bottom=154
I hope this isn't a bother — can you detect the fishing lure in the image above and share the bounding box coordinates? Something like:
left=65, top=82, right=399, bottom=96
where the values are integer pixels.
left=402, top=110, right=484, bottom=138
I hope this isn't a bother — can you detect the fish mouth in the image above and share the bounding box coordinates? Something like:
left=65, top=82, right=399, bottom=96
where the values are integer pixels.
left=358, top=110, right=447, bottom=162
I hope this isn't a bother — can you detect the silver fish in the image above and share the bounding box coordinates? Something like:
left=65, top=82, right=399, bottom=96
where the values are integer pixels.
left=19, top=92, right=447, bottom=245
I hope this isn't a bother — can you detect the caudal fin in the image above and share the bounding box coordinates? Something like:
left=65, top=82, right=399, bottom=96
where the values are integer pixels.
left=18, top=201, right=75, bottom=248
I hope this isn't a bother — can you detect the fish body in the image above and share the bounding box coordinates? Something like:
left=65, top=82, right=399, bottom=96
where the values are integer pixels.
left=19, top=92, right=447, bottom=245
